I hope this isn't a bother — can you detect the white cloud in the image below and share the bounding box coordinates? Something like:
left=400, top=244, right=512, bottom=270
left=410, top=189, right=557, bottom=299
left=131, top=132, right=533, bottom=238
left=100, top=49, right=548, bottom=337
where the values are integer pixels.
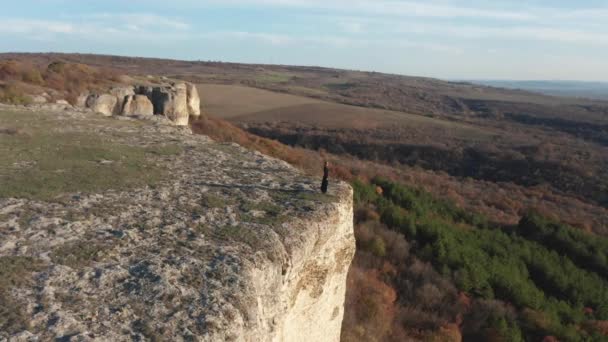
left=398, top=23, right=608, bottom=45
left=0, top=13, right=192, bottom=42
left=202, top=30, right=463, bottom=54
left=324, top=15, right=608, bottom=46
left=85, top=13, right=190, bottom=30
left=0, top=19, right=74, bottom=34
left=205, top=0, right=537, bottom=20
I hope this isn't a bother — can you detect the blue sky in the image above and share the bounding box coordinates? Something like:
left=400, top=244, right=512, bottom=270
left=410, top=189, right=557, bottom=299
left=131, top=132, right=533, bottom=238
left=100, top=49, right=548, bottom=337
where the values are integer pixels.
left=1, top=0, right=607, bottom=81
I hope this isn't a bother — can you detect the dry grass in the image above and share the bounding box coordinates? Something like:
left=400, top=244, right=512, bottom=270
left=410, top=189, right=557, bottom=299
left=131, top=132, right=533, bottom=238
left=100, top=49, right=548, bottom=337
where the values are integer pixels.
left=0, top=110, right=181, bottom=200
left=0, top=256, right=45, bottom=334
left=0, top=59, right=122, bottom=105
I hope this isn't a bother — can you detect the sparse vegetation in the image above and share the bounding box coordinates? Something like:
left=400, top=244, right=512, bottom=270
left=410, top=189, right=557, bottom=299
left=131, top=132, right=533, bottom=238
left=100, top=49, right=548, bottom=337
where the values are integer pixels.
left=201, top=193, right=234, bottom=208
left=240, top=200, right=287, bottom=225
left=51, top=241, right=111, bottom=268
left=0, top=256, right=45, bottom=334
left=323, top=82, right=358, bottom=91
left=0, top=84, right=32, bottom=105
left=0, top=58, right=121, bottom=105
left=205, top=225, right=262, bottom=247
left=253, top=72, right=293, bottom=84
left=0, top=110, right=181, bottom=200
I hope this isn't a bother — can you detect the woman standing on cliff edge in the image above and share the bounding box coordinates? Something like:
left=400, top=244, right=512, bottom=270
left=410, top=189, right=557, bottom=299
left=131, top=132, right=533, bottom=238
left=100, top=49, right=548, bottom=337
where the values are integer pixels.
left=321, top=161, right=329, bottom=194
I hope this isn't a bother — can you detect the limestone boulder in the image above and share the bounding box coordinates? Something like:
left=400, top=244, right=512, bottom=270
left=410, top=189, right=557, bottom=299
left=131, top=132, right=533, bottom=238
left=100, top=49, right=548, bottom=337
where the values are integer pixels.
left=135, top=85, right=153, bottom=98
left=171, top=83, right=190, bottom=125
left=122, top=95, right=154, bottom=116
left=87, top=94, right=118, bottom=116
left=186, top=83, right=201, bottom=117
left=76, top=93, right=89, bottom=108
left=109, top=86, right=135, bottom=114
left=85, top=94, right=97, bottom=108
left=30, top=95, right=47, bottom=104
left=147, top=83, right=189, bottom=126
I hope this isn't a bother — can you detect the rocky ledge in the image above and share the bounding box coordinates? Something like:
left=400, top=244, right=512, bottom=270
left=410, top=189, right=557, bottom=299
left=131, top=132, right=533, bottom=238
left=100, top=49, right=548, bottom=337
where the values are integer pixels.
left=80, top=81, right=202, bottom=126
left=0, top=104, right=355, bottom=341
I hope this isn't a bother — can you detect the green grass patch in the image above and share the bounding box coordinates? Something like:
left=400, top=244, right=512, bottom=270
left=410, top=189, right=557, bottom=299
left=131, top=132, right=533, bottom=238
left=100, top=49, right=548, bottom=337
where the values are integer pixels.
left=296, top=191, right=336, bottom=203
left=51, top=240, right=111, bottom=269
left=270, top=190, right=336, bottom=205
left=240, top=200, right=287, bottom=225
left=201, top=193, right=234, bottom=208
left=254, top=72, right=293, bottom=84
left=0, top=110, right=181, bottom=200
left=286, top=86, right=328, bottom=96
left=0, top=256, right=45, bottom=334
left=323, top=82, right=358, bottom=91
left=203, top=225, right=261, bottom=247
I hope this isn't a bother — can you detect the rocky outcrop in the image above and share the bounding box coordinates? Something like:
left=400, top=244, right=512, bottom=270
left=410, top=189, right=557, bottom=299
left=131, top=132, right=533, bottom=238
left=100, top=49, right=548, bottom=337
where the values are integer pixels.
left=87, top=93, right=118, bottom=116
left=79, top=81, right=201, bottom=125
left=147, top=83, right=190, bottom=126
left=76, top=93, right=88, bottom=108
left=30, top=95, right=47, bottom=104
left=187, top=83, right=201, bottom=117
left=0, top=104, right=355, bottom=341
left=109, top=86, right=135, bottom=114
left=122, top=94, right=154, bottom=116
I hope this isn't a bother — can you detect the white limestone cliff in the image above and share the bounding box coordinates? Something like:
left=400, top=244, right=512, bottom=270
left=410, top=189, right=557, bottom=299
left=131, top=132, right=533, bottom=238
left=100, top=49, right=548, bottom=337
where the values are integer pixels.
left=0, top=103, right=355, bottom=341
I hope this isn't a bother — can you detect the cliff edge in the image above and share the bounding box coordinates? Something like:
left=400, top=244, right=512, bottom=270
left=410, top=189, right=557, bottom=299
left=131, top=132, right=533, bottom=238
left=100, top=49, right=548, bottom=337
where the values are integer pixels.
left=0, top=104, right=355, bottom=341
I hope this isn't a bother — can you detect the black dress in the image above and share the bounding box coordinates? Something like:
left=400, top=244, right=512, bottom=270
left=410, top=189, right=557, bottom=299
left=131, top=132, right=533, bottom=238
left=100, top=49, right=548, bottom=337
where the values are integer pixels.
left=321, top=165, right=329, bottom=194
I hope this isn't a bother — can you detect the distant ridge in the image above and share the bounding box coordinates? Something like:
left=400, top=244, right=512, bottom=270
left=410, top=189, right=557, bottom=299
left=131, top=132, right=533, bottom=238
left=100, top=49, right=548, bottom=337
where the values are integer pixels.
left=467, top=80, right=608, bottom=100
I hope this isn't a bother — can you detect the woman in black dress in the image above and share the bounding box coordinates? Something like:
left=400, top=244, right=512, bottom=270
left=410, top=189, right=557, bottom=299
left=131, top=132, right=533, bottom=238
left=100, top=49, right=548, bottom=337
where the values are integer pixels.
left=321, top=161, right=329, bottom=194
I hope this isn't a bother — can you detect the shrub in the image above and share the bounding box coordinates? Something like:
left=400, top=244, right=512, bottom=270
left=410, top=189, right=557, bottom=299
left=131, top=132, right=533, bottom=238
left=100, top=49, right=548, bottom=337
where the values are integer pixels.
left=0, top=84, right=32, bottom=105
left=21, top=68, right=44, bottom=85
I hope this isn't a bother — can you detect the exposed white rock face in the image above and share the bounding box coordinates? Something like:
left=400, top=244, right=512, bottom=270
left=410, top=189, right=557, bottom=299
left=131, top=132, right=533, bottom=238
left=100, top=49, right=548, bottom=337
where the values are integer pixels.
left=75, top=93, right=89, bottom=108
left=30, top=95, right=47, bottom=104
left=109, top=86, right=135, bottom=114
left=0, top=104, right=355, bottom=342
left=122, top=94, right=154, bottom=116
left=167, top=82, right=189, bottom=125
left=147, top=82, right=189, bottom=126
left=78, top=82, right=200, bottom=126
left=87, top=94, right=118, bottom=116
left=186, top=83, right=201, bottom=117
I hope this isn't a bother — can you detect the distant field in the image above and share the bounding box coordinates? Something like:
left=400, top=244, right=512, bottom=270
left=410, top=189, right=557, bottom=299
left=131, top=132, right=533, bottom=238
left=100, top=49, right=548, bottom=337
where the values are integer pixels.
left=198, top=84, right=321, bottom=119
left=199, top=84, right=498, bottom=141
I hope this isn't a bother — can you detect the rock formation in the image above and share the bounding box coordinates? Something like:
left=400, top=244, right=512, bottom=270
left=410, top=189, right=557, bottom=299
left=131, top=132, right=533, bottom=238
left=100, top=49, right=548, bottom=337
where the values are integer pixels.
left=0, top=103, right=355, bottom=341
left=30, top=95, right=47, bottom=104
left=186, top=83, right=201, bottom=117
left=87, top=93, right=117, bottom=117
left=148, top=82, right=190, bottom=126
left=122, top=94, right=154, bottom=116
left=109, top=86, right=135, bottom=114
left=80, top=81, right=201, bottom=125
left=76, top=93, right=88, bottom=108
